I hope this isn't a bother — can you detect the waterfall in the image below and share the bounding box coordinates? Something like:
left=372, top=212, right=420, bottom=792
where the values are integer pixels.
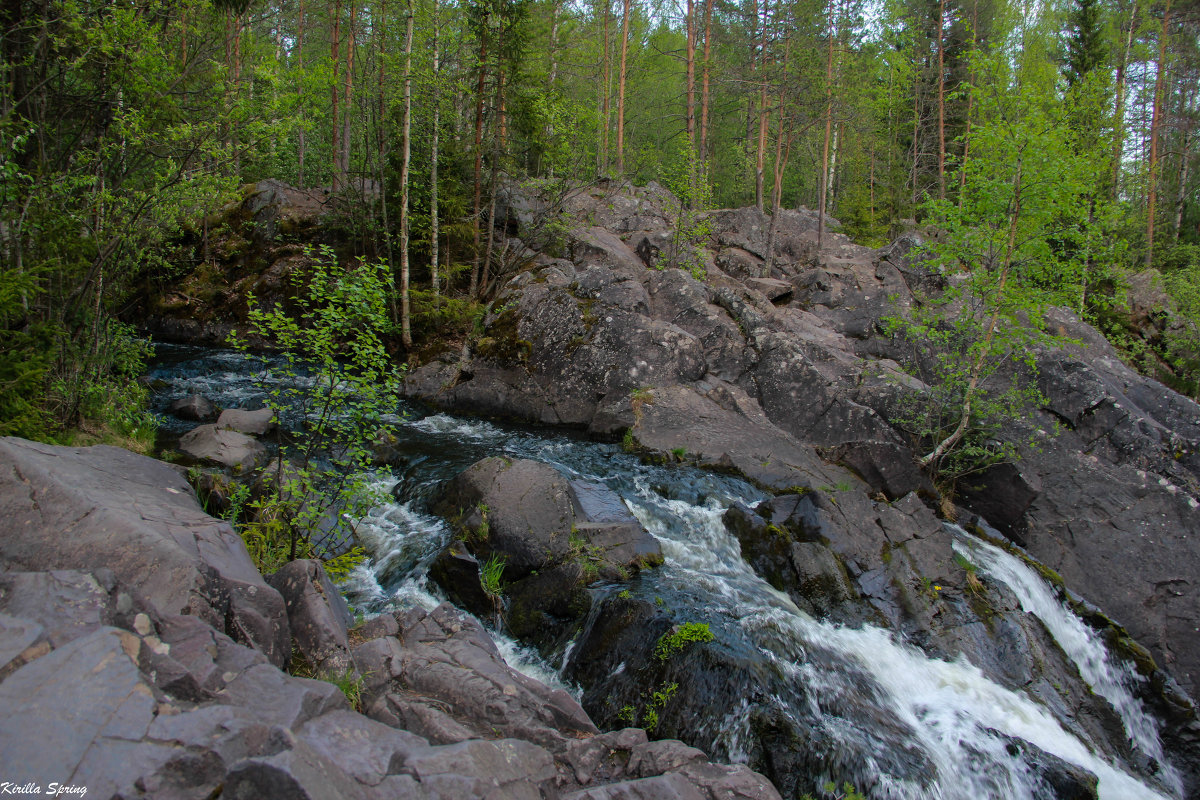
left=148, top=345, right=1182, bottom=800
left=953, top=527, right=1183, bottom=797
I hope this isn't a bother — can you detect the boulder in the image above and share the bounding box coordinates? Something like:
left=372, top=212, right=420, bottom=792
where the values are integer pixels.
left=430, top=457, right=662, bottom=647
left=820, top=440, right=935, bottom=501
left=356, top=603, right=599, bottom=751
left=218, top=406, right=277, bottom=436
left=268, top=559, right=355, bottom=675
left=178, top=423, right=268, bottom=470
left=0, top=437, right=289, bottom=665
left=169, top=393, right=216, bottom=421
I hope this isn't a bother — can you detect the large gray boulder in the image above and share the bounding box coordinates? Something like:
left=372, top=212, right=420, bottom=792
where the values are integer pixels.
left=268, top=559, right=355, bottom=676
left=429, top=457, right=663, bottom=647
left=178, top=423, right=268, bottom=470
left=0, top=437, right=289, bottom=665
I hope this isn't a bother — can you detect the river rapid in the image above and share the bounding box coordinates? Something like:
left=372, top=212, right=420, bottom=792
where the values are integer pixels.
left=147, top=345, right=1183, bottom=800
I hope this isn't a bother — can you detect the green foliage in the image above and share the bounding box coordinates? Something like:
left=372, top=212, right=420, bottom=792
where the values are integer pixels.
left=1159, top=259, right=1200, bottom=398
left=654, top=622, right=715, bottom=661
left=324, top=547, right=369, bottom=584
left=323, top=668, right=367, bottom=713
left=228, top=245, right=402, bottom=571
left=659, top=142, right=714, bottom=281
left=801, top=782, right=867, bottom=800
left=883, top=48, right=1111, bottom=483
left=480, top=553, right=506, bottom=597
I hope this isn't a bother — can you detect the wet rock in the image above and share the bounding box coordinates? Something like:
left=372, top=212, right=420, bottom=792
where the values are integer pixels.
left=178, top=423, right=268, bottom=470
left=268, top=559, right=355, bottom=675
left=169, top=393, right=216, bottom=421
left=0, top=438, right=289, bottom=665
left=428, top=546, right=495, bottom=617
left=360, top=603, right=598, bottom=751
left=431, top=457, right=662, bottom=647
left=1000, top=736, right=1099, bottom=800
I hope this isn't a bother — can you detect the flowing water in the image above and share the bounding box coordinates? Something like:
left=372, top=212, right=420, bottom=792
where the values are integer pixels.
left=147, top=345, right=1182, bottom=800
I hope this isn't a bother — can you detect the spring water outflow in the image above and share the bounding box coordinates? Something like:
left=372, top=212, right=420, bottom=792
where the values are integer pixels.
left=148, top=346, right=1181, bottom=800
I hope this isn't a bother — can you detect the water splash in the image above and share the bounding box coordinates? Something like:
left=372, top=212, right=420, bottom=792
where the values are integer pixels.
left=149, top=346, right=1181, bottom=800
left=953, top=527, right=1183, bottom=797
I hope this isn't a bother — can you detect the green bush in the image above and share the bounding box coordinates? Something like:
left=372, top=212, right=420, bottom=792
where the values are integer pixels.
left=228, top=245, right=402, bottom=577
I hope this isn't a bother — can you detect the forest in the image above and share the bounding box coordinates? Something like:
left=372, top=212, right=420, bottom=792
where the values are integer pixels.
left=1, top=0, right=1198, bottom=443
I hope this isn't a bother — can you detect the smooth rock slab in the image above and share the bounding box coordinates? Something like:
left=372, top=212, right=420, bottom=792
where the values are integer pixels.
left=0, top=627, right=160, bottom=793
left=217, top=406, right=276, bottom=436
left=0, top=438, right=289, bottom=665
left=178, top=424, right=267, bottom=470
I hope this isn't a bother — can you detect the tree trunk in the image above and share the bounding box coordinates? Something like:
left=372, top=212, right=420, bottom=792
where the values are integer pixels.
left=341, top=2, right=358, bottom=191
left=700, top=0, right=713, bottom=162
left=602, top=0, right=610, bottom=173
left=398, top=0, right=415, bottom=348
left=297, top=0, right=306, bottom=187
left=482, top=23, right=507, bottom=294
left=686, top=0, right=697, bottom=153
left=1145, top=0, right=1171, bottom=267
left=1111, top=0, right=1138, bottom=199
left=617, top=0, right=631, bottom=174
left=431, top=0, right=442, bottom=296
left=817, top=0, right=834, bottom=251
left=936, top=0, right=946, bottom=201
left=754, top=0, right=769, bottom=211
left=958, top=0, right=978, bottom=206
left=331, top=0, right=343, bottom=190
left=910, top=72, right=921, bottom=209
left=1174, top=92, right=1194, bottom=241
left=469, top=25, right=488, bottom=298
left=550, top=0, right=560, bottom=87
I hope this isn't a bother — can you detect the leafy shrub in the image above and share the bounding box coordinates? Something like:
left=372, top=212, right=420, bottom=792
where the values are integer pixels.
left=228, top=245, right=402, bottom=577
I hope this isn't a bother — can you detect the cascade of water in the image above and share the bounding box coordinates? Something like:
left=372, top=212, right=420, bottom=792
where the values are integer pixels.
left=619, top=490, right=1178, bottom=800
left=952, top=527, right=1183, bottom=797
left=148, top=346, right=1181, bottom=800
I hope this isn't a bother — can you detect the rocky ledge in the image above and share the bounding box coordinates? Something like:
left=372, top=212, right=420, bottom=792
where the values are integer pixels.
left=0, top=436, right=781, bottom=799
left=400, top=180, right=1200, bottom=796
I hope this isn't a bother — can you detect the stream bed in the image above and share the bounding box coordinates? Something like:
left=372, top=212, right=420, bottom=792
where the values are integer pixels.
left=146, top=344, right=1183, bottom=800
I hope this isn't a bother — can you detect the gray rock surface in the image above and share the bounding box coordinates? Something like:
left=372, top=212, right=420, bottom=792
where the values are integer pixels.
left=178, top=423, right=268, bottom=469
left=0, top=438, right=782, bottom=800
left=268, top=558, right=355, bottom=675
left=429, top=456, right=663, bottom=648
left=0, top=437, right=289, bottom=664
left=400, top=181, right=1200, bottom=796
left=217, top=406, right=277, bottom=435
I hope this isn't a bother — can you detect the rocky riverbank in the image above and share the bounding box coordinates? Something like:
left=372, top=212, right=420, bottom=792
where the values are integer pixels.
left=124, top=177, right=1200, bottom=797
left=0, top=436, right=781, bottom=799
left=398, top=180, right=1200, bottom=796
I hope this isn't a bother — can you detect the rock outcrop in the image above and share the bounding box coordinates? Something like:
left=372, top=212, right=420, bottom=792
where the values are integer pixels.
left=0, top=437, right=781, bottom=799
left=429, top=456, right=662, bottom=650
left=401, top=181, right=1200, bottom=795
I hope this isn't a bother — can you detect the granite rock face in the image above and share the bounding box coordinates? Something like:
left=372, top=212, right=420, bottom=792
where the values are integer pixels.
left=0, top=437, right=289, bottom=664
left=400, top=182, right=1200, bottom=796
left=0, top=437, right=783, bottom=800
